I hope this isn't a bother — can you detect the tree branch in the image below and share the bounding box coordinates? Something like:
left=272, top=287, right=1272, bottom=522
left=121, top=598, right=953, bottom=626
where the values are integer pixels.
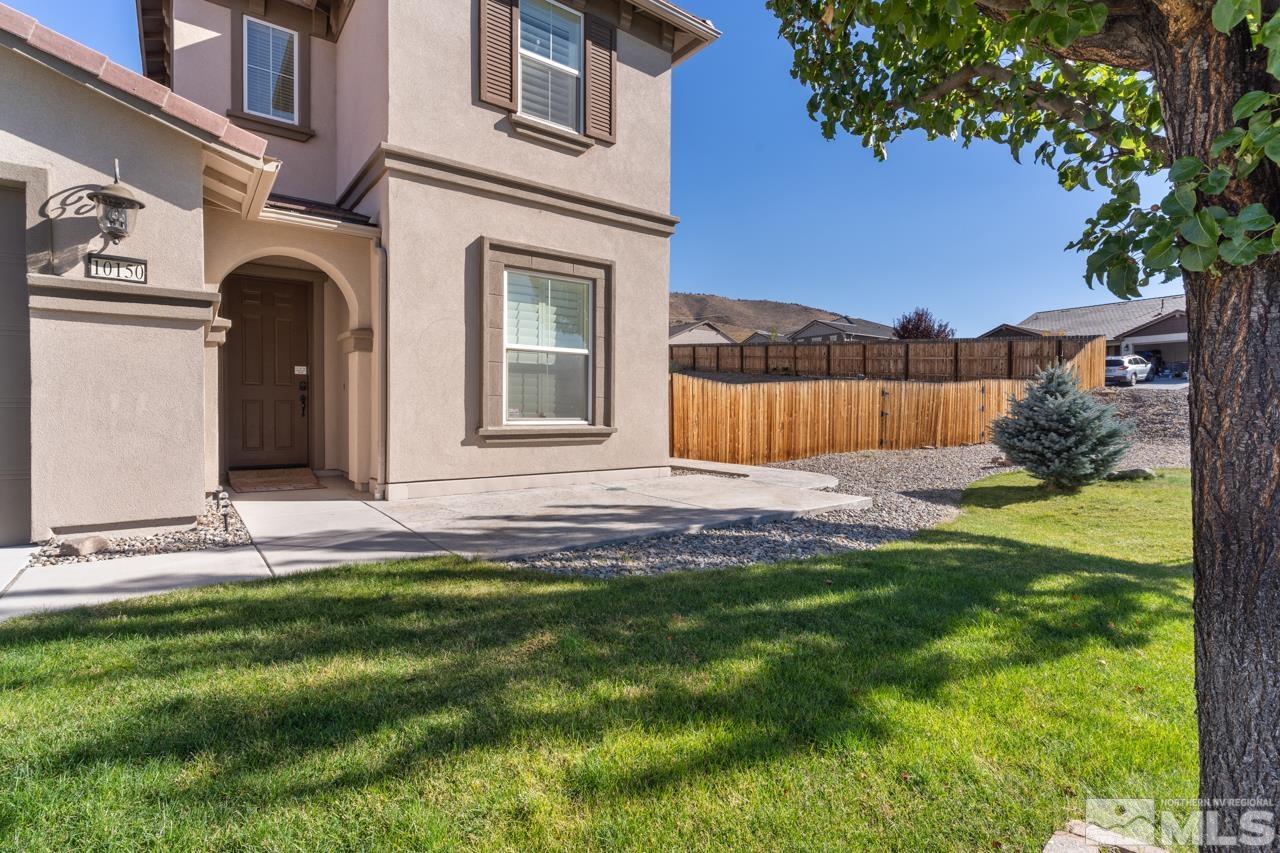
left=918, top=62, right=1169, bottom=157
left=973, top=0, right=1155, bottom=70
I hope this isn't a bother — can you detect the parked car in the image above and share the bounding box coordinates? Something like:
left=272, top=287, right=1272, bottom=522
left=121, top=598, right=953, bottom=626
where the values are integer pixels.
left=1106, top=356, right=1155, bottom=385
left=1135, top=350, right=1165, bottom=378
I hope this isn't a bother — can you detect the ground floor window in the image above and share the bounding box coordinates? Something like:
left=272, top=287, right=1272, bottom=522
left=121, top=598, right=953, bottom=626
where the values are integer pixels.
left=504, top=271, right=591, bottom=422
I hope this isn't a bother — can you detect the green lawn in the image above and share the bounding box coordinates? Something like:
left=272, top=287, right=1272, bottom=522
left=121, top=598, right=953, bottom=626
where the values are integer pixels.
left=0, top=472, right=1196, bottom=851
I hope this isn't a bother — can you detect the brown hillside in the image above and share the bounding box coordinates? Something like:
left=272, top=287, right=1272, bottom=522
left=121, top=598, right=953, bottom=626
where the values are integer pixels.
left=670, top=293, right=843, bottom=342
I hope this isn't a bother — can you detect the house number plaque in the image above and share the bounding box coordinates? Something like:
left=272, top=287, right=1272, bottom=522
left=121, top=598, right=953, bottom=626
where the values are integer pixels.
left=86, top=253, right=148, bottom=284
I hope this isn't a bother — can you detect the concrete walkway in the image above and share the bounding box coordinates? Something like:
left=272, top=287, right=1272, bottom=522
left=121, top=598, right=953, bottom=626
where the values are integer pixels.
left=0, top=469, right=869, bottom=622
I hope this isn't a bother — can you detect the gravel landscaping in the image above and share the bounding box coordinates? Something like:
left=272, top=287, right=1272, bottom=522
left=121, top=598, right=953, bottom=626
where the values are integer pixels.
left=27, top=494, right=251, bottom=567
left=509, top=387, right=1191, bottom=577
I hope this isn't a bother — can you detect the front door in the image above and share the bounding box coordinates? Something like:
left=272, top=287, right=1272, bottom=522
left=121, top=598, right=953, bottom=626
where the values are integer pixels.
left=224, top=277, right=311, bottom=469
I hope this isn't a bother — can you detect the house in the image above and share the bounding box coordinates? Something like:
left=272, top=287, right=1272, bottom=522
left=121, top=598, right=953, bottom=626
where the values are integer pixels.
left=668, top=320, right=735, bottom=345
left=980, top=295, right=1188, bottom=361
left=0, top=0, right=718, bottom=546
left=788, top=316, right=896, bottom=343
left=743, top=330, right=782, bottom=344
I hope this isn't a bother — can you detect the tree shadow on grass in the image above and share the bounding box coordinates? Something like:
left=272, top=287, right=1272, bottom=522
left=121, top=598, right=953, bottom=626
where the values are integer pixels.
left=0, top=528, right=1192, bottom=810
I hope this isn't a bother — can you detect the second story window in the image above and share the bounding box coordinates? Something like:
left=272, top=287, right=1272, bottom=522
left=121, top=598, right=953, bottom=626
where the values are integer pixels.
left=244, top=17, right=298, bottom=125
left=519, top=0, right=582, bottom=132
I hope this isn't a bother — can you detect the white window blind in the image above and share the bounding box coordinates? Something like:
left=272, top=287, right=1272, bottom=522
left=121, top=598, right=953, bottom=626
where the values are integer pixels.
left=505, top=271, right=590, bottom=422
left=245, top=18, right=297, bottom=124
left=518, top=0, right=581, bottom=131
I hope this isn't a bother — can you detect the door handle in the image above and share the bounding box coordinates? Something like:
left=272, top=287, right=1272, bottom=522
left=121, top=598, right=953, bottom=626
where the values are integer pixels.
left=299, top=381, right=308, bottom=418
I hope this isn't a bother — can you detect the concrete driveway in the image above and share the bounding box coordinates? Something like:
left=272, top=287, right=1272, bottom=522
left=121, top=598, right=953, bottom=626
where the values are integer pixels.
left=0, top=465, right=869, bottom=621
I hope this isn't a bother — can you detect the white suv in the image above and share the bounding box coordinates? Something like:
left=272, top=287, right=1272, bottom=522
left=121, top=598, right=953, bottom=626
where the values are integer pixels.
left=1106, top=356, right=1154, bottom=386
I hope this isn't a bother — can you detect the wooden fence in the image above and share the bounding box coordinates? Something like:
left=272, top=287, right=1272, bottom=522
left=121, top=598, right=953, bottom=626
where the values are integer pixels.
left=671, top=335, right=1105, bottom=385
left=669, top=337, right=1107, bottom=465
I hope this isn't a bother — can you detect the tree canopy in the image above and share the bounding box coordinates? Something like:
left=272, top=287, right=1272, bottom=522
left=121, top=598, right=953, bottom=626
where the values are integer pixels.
left=767, top=0, right=1280, bottom=296
left=892, top=307, right=956, bottom=339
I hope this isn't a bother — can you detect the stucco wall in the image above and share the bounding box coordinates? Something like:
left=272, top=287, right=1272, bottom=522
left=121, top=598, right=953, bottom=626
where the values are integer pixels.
left=172, top=0, right=339, bottom=200
left=30, top=314, right=206, bottom=535
left=0, top=50, right=206, bottom=288
left=387, top=0, right=673, bottom=213
left=383, top=175, right=670, bottom=486
left=335, top=0, right=389, bottom=196
left=0, top=48, right=213, bottom=537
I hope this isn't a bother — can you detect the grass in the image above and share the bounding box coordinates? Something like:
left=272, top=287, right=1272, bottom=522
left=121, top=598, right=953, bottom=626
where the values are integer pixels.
left=0, top=471, right=1196, bottom=851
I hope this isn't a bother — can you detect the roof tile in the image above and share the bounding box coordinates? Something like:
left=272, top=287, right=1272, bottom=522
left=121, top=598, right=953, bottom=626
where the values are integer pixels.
left=162, top=92, right=231, bottom=139
left=0, top=2, right=266, bottom=161
left=100, top=60, right=169, bottom=107
left=219, top=122, right=269, bottom=159
left=0, top=4, right=36, bottom=39
left=28, top=24, right=107, bottom=76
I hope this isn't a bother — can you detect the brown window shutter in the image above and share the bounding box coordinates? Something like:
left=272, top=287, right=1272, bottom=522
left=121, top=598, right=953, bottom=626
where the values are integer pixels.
left=583, top=15, right=617, bottom=143
left=478, top=0, right=518, bottom=111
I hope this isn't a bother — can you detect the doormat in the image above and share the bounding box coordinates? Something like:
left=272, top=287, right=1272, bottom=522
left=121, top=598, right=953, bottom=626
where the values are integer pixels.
left=228, top=468, right=324, bottom=494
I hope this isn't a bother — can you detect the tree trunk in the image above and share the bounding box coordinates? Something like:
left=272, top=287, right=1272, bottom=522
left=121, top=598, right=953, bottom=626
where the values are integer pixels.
left=1152, top=19, right=1280, bottom=846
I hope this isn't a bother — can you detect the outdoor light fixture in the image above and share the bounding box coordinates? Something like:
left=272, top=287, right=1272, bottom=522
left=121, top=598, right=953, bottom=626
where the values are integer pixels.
left=87, top=159, right=144, bottom=244
left=217, top=490, right=231, bottom=532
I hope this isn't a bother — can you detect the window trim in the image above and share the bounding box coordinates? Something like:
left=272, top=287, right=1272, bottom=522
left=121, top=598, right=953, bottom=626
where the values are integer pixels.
left=480, top=238, right=615, bottom=444
left=516, top=0, right=585, bottom=134
left=502, top=268, right=594, bottom=426
left=242, top=15, right=300, bottom=127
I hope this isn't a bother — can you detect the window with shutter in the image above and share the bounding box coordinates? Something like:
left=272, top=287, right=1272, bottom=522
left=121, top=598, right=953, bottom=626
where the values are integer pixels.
left=518, top=0, right=583, bottom=132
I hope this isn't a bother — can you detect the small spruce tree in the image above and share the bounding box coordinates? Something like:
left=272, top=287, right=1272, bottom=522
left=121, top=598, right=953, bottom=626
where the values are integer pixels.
left=992, top=365, right=1131, bottom=491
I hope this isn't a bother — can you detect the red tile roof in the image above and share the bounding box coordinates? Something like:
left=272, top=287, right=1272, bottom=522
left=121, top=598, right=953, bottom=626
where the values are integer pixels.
left=0, top=3, right=267, bottom=159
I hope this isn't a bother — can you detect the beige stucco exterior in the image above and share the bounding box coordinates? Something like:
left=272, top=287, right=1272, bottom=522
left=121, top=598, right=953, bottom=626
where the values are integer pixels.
left=0, top=45, right=213, bottom=539
left=0, top=0, right=715, bottom=543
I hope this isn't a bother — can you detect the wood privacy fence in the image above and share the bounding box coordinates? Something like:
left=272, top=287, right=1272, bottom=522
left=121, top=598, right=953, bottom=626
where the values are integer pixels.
left=669, top=337, right=1107, bottom=465
left=670, top=335, right=1105, bottom=384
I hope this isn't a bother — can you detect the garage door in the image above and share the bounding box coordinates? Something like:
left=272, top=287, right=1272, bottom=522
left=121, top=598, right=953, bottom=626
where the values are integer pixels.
left=0, top=186, right=30, bottom=545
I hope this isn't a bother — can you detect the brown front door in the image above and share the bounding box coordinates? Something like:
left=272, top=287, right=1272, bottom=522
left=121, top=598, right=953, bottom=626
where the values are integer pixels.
left=224, top=277, right=311, bottom=469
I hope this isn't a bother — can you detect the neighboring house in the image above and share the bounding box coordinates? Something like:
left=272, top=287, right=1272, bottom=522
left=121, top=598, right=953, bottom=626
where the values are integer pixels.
left=979, top=295, right=1188, bottom=361
left=0, top=0, right=718, bottom=545
left=668, top=320, right=735, bottom=345
left=788, top=316, right=897, bottom=343
left=743, top=329, right=782, bottom=344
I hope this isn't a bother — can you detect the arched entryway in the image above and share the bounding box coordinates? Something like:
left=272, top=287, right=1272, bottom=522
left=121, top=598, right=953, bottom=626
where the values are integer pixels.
left=202, top=207, right=381, bottom=495
left=214, top=254, right=369, bottom=490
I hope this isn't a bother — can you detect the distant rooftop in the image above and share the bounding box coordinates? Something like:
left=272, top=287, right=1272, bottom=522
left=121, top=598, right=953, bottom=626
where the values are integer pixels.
left=1018, top=294, right=1186, bottom=340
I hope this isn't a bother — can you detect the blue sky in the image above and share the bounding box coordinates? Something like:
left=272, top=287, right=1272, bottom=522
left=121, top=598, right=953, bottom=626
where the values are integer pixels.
left=9, top=0, right=1183, bottom=335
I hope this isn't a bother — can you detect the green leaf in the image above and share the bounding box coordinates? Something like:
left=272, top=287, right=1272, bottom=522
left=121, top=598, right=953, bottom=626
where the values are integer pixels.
left=1213, top=0, right=1250, bottom=32
left=1220, top=237, right=1263, bottom=266
left=1232, top=90, right=1271, bottom=122
left=1169, top=156, right=1205, bottom=182
left=1265, top=136, right=1280, bottom=164
left=1238, top=203, right=1276, bottom=231
left=1145, top=236, right=1180, bottom=270
left=1200, top=165, right=1232, bottom=196
left=1180, top=209, right=1221, bottom=247
left=1160, top=186, right=1197, bottom=218
left=1105, top=262, right=1139, bottom=298
left=1211, top=127, right=1246, bottom=157
left=1181, top=242, right=1219, bottom=272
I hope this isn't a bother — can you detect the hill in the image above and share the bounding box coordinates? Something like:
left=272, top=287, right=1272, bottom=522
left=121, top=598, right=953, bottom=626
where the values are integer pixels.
left=669, top=292, right=843, bottom=341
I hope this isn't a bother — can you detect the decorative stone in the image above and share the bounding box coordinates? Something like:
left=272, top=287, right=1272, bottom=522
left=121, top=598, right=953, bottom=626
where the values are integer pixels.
left=55, top=535, right=111, bottom=557
left=991, top=454, right=1012, bottom=466
left=1106, top=468, right=1156, bottom=481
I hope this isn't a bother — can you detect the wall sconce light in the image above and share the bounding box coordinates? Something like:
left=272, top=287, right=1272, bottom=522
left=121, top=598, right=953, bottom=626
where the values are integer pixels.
left=87, top=159, right=145, bottom=244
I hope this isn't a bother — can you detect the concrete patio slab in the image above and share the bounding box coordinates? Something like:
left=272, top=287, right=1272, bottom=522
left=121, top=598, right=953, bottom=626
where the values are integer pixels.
left=379, top=474, right=870, bottom=559
left=232, top=492, right=447, bottom=575
left=0, top=465, right=872, bottom=622
left=0, top=546, right=270, bottom=622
